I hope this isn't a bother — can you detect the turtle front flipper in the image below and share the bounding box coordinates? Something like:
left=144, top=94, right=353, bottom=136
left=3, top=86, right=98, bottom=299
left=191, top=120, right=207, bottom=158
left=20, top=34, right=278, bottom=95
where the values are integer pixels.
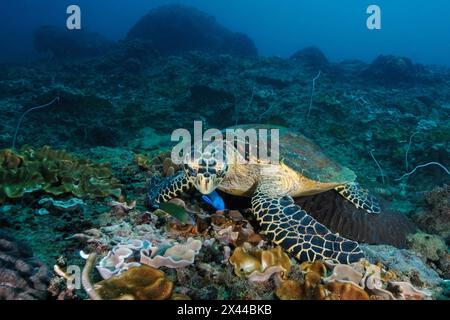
left=335, top=182, right=381, bottom=214
left=147, top=171, right=192, bottom=208
left=252, top=178, right=365, bottom=264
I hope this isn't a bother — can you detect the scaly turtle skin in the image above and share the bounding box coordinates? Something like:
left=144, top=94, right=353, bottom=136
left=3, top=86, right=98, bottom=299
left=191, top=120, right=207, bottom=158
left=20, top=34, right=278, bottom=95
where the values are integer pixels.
left=147, top=125, right=381, bottom=264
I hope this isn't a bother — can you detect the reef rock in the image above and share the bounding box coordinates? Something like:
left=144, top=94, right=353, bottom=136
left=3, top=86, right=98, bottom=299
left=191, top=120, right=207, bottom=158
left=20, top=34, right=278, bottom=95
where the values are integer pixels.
left=363, top=55, right=424, bottom=84
left=407, top=232, right=450, bottom=279
left=361, top=244, right=442, bottom=288
left=413, top=185, right=450, bottom=241
left=407, top=232, right=447, bottom=262
left=290, top=46, right=329, bottom=69
left=38, top=197, right=84, bottom=213
left=0, top=231, right=49, bottom=300
left=127, top=5, right=257, bottom=56
left=128, top=127, right=171, bottom=151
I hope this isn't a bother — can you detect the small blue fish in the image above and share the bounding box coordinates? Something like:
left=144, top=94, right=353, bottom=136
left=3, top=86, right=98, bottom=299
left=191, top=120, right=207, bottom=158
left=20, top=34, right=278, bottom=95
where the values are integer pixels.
left=202, top=191, right=225, bottom=211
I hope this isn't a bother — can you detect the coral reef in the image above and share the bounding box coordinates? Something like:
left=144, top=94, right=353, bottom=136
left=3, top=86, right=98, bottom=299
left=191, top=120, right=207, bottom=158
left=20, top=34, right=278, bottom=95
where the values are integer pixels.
left=413, top=185, right=450, bottom=241
left=275, top=259, right=430, bottom=300
left=38, top=197, right=84, bottom=213
left=1, top=47, right=447, bottom=196
left=361, top=244, right=443, bottom=288
left=290, top=46, right=329, bottom=69
left=407, top=232, right=447, bottom=262
left=127, top=5, right=257, bottom=57
left=363, top=55, right=424, bottom=84
left=406, top=232, right=450, bottom=279
left=0, top=231, right=49, bottom=300
left=128, top=127, right=171, bottom=152
left=0, top=146, right=121, bottom=203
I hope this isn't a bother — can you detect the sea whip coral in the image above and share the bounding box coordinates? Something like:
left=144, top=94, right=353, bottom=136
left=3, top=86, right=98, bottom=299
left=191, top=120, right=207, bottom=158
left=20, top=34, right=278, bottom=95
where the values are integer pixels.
left=12, top=97, right=60, bottom=150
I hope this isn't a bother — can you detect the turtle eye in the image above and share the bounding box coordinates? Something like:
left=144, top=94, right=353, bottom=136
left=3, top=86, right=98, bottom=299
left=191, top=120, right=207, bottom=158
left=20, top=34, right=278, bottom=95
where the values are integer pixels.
left=184, top=163, right=197, bottom=177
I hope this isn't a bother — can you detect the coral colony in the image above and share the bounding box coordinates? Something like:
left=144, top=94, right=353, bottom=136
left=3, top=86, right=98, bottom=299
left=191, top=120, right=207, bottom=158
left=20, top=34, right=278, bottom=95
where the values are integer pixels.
left=0, top=4, right=449, bottom=302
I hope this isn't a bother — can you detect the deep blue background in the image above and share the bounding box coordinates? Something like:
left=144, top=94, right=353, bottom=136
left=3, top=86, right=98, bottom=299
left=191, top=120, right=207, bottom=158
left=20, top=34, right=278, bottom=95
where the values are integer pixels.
left=0, top=0, right=449, bottom=65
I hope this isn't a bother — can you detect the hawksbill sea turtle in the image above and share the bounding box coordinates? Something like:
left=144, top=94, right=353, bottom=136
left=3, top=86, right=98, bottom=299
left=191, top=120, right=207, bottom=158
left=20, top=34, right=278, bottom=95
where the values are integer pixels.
left=147, top=124, right=381, bottom=264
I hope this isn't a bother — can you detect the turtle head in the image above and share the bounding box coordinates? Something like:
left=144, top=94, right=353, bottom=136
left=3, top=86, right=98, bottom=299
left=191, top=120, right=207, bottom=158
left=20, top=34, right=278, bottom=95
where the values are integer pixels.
left=183, top=142, right=229, bottom=195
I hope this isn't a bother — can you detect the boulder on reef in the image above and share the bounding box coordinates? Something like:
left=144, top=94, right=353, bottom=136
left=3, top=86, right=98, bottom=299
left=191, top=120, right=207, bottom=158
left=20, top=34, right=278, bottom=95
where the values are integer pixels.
left=126, top=5, right=257, bottom=57
left=413, top=185, right=450, bottom=241
left=33, top=25, right=114, bottom=59
left=290, top=46, right=329, bottom=69
left=363, top=55, right=424, bottom=84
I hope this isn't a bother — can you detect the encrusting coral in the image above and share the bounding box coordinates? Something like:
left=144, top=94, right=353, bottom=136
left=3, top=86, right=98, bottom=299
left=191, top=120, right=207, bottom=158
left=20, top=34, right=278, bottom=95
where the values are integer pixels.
left=406, top=232, right=450, bottom=279
left=0, top=146, right=122, bottom=203
left=38, top=197, right=85, bottom=212
left=407, top=232, right=447, bottom=262
left=229, top=243, right=291, bottom=282
left=413, top=184, right=450, bottom=240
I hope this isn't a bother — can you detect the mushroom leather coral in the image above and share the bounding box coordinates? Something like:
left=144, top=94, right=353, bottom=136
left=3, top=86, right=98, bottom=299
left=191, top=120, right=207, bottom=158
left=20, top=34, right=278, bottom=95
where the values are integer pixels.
left=326, top=282, right=369, bottom=300
left=140, top=238, right=202, bottom=268
left=211, top=211, right=263, bottom=246
left=0, top=146, right=121, bottom=203
left=229, top=243, right=291, bottom=281
left=94, top=265, right=174, bottom=300
left=276, top=261, right=369, bottom=300
left=276, top=259, right=429, bottom=300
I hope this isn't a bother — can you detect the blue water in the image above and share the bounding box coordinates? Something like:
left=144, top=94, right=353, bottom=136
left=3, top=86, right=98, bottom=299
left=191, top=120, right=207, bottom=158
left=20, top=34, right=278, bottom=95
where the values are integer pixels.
left=1, top=0, right=450, bottom=65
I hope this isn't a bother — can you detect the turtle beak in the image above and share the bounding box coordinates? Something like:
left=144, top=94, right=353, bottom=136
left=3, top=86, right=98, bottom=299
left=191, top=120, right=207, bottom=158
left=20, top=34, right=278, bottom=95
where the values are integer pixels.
left=195, top=174, right=220, bottom=194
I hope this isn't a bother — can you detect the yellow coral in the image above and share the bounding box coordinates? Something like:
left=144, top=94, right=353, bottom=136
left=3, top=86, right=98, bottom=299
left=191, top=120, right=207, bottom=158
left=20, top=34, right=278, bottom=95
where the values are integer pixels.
left=274, top=279, right=304, bottom=300
left=300, top=260, right=326, bottom=276
left=94, top=265, right=174, bottom=300
left=0, top=146, right=121, bottom=203
left=0, top=149, right=23, bottom=169
left=276, top=260, right=370, bottom=300
left=326, top=282, right=370, bottom=300
left=229, top=243, right=291, bottom=281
